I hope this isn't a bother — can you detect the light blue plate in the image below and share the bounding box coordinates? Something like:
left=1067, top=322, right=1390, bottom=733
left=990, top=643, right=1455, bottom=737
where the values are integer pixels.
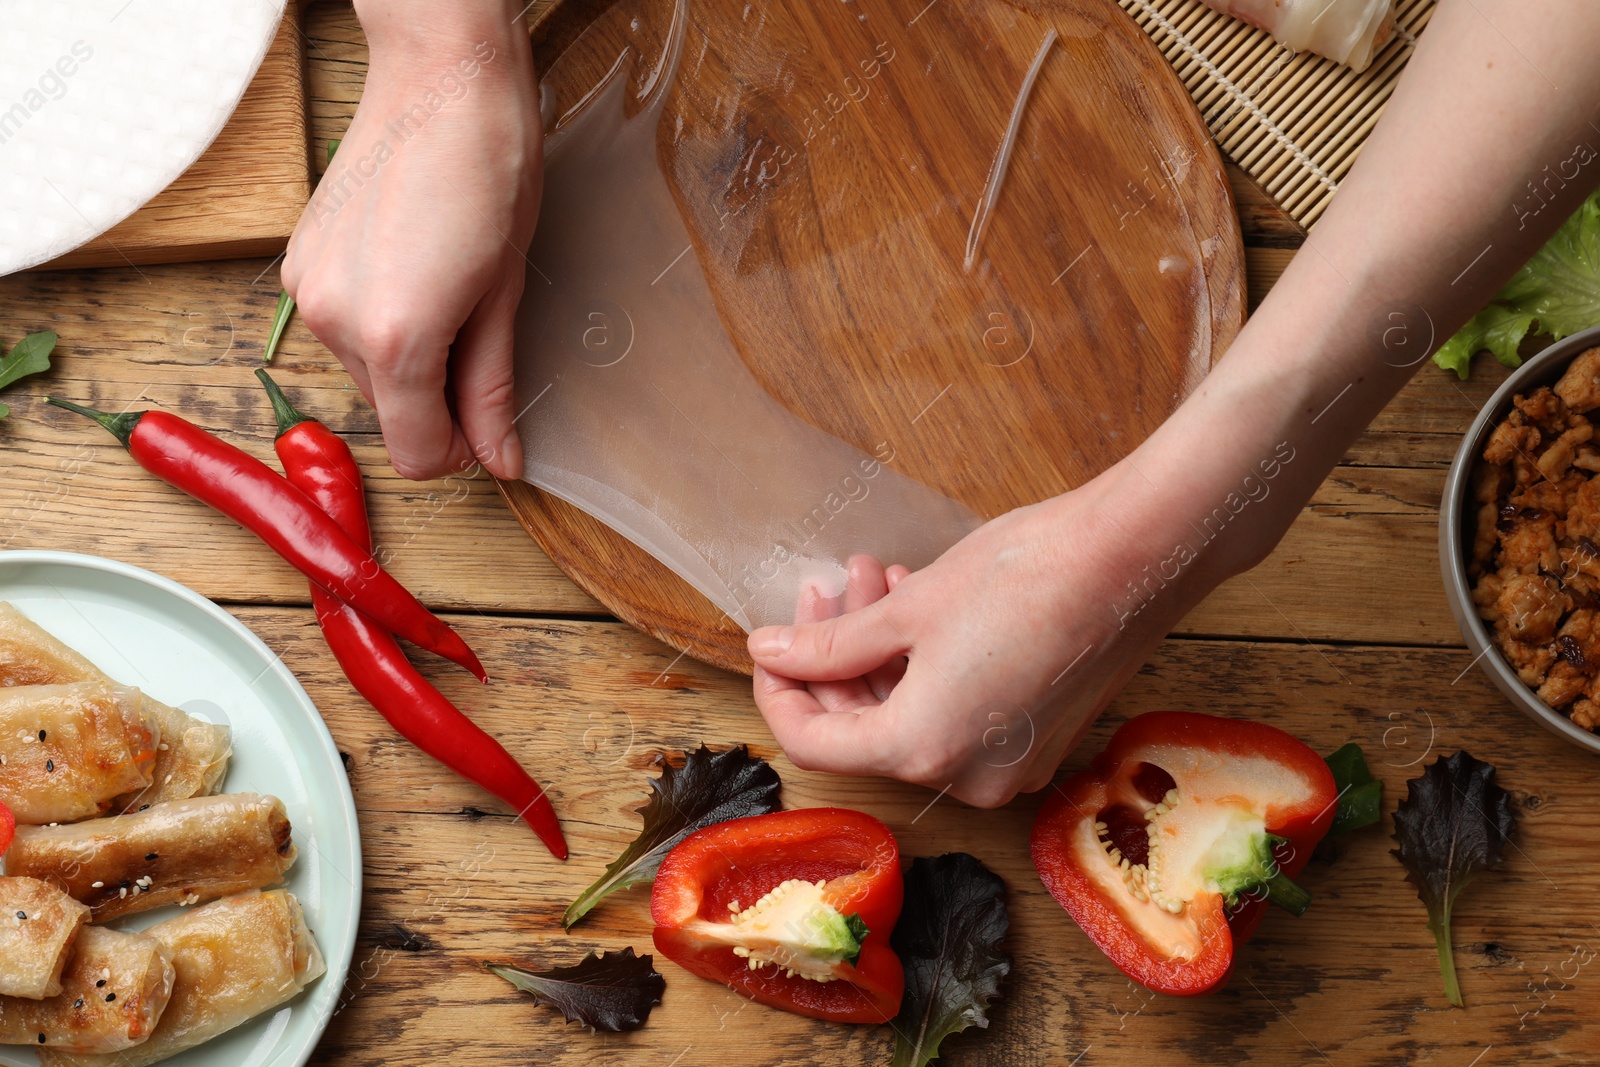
left=0, top=550, right=360, bottom=1067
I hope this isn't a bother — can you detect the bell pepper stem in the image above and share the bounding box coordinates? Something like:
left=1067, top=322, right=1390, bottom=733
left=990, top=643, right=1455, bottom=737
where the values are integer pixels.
left=1261, top=870, right=1312, bottom=916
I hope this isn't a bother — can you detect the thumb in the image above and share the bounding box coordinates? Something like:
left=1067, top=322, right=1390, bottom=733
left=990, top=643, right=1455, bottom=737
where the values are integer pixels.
left=748, top=599, right=910, bottom=681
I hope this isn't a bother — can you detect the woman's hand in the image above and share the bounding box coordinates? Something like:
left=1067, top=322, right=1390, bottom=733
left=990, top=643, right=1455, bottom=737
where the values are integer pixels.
left=748, top=459, right=1226, bottom=808
left=282, top=0, right=541, bottom=481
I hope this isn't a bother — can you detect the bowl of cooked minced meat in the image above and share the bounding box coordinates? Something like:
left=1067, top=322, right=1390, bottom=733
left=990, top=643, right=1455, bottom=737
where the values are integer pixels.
left=1442, top=325, right=1600, bottom=754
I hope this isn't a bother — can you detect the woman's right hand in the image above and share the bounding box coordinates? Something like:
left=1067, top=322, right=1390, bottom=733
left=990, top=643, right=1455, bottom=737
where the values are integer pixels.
left=282, top=0, right=542, bottom=481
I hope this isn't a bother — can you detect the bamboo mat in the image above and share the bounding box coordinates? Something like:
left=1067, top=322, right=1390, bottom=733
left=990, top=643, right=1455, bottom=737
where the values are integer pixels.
left=1116, top=0, right=1435, bottom=227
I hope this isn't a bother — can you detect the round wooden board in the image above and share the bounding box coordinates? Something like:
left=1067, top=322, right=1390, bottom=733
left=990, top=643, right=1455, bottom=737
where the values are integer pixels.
left=500, top=0, right=1245, bottom=675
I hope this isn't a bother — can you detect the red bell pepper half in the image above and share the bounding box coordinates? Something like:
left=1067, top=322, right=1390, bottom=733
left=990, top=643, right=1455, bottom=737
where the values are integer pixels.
left=651, top=808, right=905, bottom=1023
left=1031, top=712, right=1338, bottom=996
left=0, top=800, right=13, bottom=857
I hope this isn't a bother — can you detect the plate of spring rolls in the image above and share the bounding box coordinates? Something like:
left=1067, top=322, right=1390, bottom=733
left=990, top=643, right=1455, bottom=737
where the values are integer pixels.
left=0, top=551, right=360, bottom=1067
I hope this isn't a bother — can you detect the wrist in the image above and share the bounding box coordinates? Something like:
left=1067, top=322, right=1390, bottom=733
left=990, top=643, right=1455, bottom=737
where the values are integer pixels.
left=356, top=0, right=531, bottom=73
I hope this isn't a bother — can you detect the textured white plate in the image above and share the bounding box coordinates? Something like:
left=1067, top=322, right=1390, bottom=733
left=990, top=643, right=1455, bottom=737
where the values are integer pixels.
left=0, top=551, right=360, bottom=1067
left=0, top=0, right=287, bottom=276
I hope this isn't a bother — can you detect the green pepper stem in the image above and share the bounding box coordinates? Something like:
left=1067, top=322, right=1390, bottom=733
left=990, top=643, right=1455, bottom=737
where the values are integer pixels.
left=1261, top=870, right=1312, bottom=916
left=1433, top=911, right=1463, bottom=1007
left=254, top=369, right=311, bottom=437
left=46, top=397, right=141, bottom=448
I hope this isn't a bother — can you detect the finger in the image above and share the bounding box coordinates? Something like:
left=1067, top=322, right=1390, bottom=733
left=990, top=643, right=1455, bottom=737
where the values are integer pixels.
left=843, top=554, right=886, bottom=612
left=841, top=555, right=909, bottom=702
left=794, top=571, right=880, bottom=715
left=885, top=564, right=911, bottom=591
left=752, top=665, right=892, bottom=776
left=749, top=597, right=910, bottom=682
left=367, top=353, right=474, bottom=480
left=452, top=269, right=527, bottom=480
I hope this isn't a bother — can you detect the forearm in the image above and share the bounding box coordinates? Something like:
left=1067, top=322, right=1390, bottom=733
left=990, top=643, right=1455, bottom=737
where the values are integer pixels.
left=1112, top=0, right=1600, bottom=584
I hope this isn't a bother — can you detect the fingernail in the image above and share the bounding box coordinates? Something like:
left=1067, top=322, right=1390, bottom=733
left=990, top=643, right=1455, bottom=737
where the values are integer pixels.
left=497, top=428, right=523, bottom=478
left=750, top=626, right=794, bottom=657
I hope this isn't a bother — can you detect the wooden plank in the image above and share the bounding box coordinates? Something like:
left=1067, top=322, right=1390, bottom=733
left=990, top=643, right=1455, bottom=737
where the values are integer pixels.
left=173, top=605, right=1594, bottom=1066
left=40, top=2, right=311, bottom=271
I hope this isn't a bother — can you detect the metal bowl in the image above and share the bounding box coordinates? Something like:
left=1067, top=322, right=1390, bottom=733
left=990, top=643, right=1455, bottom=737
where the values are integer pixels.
left=1440, top=325, right=1600, bottom=755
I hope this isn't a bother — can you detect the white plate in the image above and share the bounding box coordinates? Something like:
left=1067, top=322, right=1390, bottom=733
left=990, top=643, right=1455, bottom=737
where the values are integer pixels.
left=0, top=550, right=360, bottom=1067
left=0, top=0, right=286, bottom=275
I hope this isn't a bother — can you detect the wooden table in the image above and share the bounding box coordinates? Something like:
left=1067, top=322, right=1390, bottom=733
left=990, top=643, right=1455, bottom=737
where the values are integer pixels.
left=2, top=5, right=1595, bottom=1064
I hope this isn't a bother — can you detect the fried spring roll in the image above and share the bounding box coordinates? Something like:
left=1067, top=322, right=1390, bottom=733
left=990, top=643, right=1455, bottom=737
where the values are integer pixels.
left=0, top=926, right=175, bottom=1054
left=0, top=683, right=156, bottom=825
left=0, top=603, right=231, bottom=807
left=37, top=891, right=325, bottom=1067
left=0, top=877, right=91, bottom=1000
left=4, top=794, right=297, bottom=923
left=111, top=698, right=230, bottom=813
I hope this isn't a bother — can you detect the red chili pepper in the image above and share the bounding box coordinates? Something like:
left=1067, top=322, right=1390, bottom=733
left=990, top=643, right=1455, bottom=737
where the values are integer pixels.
left=46, top=397, right=486, bottom=682
left=651, top=808, right=904, bottom=1023
left=1031, top=712, right=1337, bottom=996
left=255, top=371, right=566, bottom=859
left=0, top=800, right=14, bottom=857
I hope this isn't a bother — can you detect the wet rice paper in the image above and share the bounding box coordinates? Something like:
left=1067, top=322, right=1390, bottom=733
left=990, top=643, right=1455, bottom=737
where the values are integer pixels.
left=0, top=877, right=91, bottom=1000
left=0, top=683, right=156, bottom=825
left=0, top=925, right=175, bottom=1054
left=0, top=603, right=231, bottom=808
left=1202, top=0, right=1395, bottom=71
left=37, top=890, right=325, bottom=1067
left=3, top=794, right=297, bottom=923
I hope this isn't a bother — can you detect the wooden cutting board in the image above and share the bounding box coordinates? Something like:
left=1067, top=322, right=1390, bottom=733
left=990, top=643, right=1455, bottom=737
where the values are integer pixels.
left=499, top=0, right=1245, bottom=673
left=39, top=1, right=310, bottom=271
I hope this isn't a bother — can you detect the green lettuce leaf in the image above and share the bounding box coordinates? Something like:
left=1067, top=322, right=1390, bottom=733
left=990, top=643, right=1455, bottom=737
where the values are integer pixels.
left=1436, top=191, right=1600, bottom=378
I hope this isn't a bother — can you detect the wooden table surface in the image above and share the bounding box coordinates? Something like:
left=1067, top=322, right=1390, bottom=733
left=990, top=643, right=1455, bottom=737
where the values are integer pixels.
left=2, top=4, right=1596, bottom=1065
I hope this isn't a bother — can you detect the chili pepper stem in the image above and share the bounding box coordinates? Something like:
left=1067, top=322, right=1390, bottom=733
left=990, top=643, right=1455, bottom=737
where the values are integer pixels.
left=1260, top=870, right=1312, bottom=916
left=46, top=397, right=142, bottom=447
left=255, top=369, right=311, bottom=437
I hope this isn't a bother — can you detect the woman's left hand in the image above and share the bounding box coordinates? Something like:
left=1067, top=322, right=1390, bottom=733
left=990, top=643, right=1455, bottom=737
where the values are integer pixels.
left=748, top=459, right=1216, bottom=807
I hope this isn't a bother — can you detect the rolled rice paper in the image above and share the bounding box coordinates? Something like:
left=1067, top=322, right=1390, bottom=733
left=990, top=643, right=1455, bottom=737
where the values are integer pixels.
left=0, top=877, right=91, bottom=1000
left=4, top=794, right=297, bottom=923
left=0, top=603, right=231, bottom=807
left=1203, top=0, right=1396, bottom=71
left=0, top=683, right=156, bottom=825
left=0, top=926, right=175, bottom=1054
left=37, top=890, right=325, bottom=1067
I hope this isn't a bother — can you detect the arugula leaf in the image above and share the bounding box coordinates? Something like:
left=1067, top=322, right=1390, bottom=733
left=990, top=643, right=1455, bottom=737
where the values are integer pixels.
left=564, top=744, right=781, bottom=929
left=1436, top=190, right=1600, bottom=378
left=0, top=332, right=57, bottom=418
left=488, top=947, right=664, bottom=1032
left=1391, top=751, right=1518, bottom=1007
left=890, top=853, right=1010, bottom=1067
left=1324, top=742, right=1383, bottom=836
